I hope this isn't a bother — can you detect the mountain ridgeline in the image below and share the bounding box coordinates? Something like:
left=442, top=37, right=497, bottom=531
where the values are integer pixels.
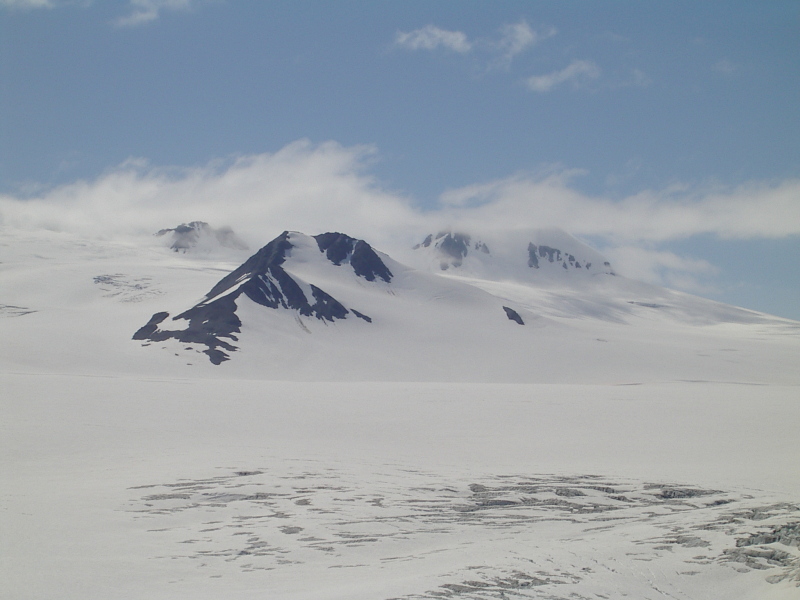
left=133, top=228, right=625, bottom=365
left=134, top=232, right=392, bottom=364
left=412, top=230, right=615, bottom=276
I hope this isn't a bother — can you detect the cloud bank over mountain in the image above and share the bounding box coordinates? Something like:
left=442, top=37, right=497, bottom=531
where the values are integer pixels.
left=1, top=140, right=798, bottom=295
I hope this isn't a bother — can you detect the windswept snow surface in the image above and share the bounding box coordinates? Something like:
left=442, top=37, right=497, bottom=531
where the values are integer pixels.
left=2, top=226, right=799, bottom=599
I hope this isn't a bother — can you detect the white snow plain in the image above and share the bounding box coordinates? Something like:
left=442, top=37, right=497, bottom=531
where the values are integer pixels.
left=1, top=226, right=799, bottom=599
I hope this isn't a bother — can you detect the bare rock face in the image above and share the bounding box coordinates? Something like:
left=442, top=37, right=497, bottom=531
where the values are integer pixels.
left=314, top=232, right=393, bottom=282
left=503, top=306, right=525, bottom=325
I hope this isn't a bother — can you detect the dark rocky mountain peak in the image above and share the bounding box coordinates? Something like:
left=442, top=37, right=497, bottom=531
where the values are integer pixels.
left=134, top=231, right=378, bottom=364
left=203, top=231, right=293, bottom=301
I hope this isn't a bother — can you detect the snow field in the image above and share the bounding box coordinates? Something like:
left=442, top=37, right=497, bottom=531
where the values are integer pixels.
left=2, top=375, right=799, bottom=599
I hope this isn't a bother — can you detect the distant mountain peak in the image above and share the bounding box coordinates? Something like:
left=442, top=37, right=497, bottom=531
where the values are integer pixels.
left=526, top=241, right=611, bottom=273
left=412, top=228, right=614, bottom=278
left=134, top=231, right=390, bottom=364
left=413, top=231, right=490, bottom=270
left=155, top=221, right=248, bottom=254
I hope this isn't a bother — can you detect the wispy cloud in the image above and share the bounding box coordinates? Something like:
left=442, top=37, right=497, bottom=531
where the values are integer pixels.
left=524, top=60, right=601, bottom=92
left=436, top=171, right=800, bottom=290
left=395, top=20, right=556, bottom=66
left=438, top=171, right=800, bottom=242
left=0, top=141, right=425, bottom=250
left=395, top=25, right=472, bottom=53
left=3, top=142, right=798, bottom=296
left=601, top=246, right=719, bottom=294
left=0, top=0, right=202, bottom=23
left=493, top=20, right=556, bottom=67
left=0, top=0, right=56, bottom=9
left=115, top=0, right=194, bottom=28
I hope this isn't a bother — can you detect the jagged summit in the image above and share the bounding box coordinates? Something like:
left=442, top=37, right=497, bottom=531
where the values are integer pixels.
left=203, top=231, right=393, bottom=303
left=134, top=231, right=394, bottom=364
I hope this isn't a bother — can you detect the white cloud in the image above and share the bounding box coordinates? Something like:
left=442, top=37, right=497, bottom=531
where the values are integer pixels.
left=601, top=246, right=719, bottom=294
left=525, top=60, right=600, bottom=92
left=437, top=171, right=800, bottom=242
left=395, top=25, right=471, bottom=53
left=115, top=0, right=194, bottom=27
left=0, top=0, right=55, bottom=8
left=435, top=171, right=800, bottom=293
left=493, top=20, right=556, bottom=66
left=394, top=21, right=558, bottom=67
left=0, top=0, right=200, bottom=22
left=0, top=141, right=425, bottom=252
left=3, top=141, right=799, bottom=297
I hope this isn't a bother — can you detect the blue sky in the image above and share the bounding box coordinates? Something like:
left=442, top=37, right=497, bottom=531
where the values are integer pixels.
left=1, top=1, right=799, bottom=319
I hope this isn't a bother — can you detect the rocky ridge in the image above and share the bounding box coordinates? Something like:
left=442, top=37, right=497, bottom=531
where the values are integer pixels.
left=134, top=231, right=391, bottom=364
left=412, top=229, right=615, bottom=277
